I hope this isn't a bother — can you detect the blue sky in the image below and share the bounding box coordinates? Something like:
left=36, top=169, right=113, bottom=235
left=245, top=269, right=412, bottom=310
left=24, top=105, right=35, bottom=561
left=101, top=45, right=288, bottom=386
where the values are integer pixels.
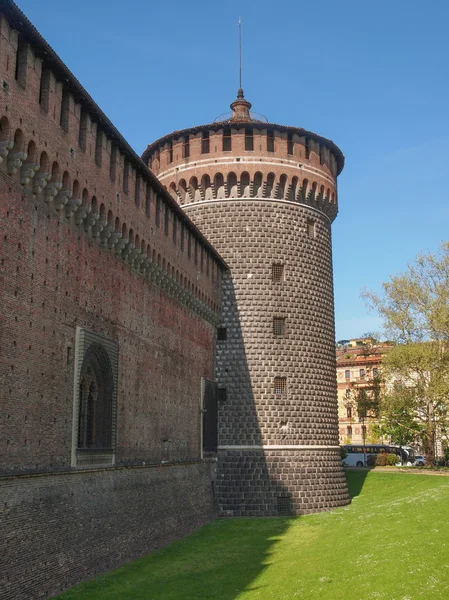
left=15, top=0, right=449, bottom=340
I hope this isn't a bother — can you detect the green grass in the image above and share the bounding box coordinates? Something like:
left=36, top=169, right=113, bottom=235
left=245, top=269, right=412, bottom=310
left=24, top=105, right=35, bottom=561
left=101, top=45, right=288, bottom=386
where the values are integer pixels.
left=57, top=471, right=449, bottom=600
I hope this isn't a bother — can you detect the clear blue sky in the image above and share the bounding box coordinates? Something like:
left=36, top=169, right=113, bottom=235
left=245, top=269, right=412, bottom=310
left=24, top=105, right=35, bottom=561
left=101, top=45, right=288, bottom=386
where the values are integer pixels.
left=15, top=0, right=449, bottom=340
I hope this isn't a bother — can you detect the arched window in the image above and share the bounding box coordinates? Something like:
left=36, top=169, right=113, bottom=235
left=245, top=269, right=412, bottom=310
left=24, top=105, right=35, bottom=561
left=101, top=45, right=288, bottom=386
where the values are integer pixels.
left=77, top=343, right=115, bottom=453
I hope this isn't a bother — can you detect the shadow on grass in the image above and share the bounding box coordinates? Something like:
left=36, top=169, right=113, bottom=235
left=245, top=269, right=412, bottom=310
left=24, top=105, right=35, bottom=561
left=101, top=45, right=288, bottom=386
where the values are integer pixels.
left=56, top=517, right=295, bottom=600
left=345, top=469, right=370, bottom=499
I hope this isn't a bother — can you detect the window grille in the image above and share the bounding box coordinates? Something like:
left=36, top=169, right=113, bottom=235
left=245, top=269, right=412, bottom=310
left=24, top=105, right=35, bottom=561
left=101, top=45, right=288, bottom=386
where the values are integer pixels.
left=273, top=317, right=286, bottom=337
left=276, top=496, right=291, bottom=516
left=272, top=263, right=284, bottom=282
left=217, top=327, right=227, bottom=340
left=307, top=219, right=316, bottom=239
left=75, top=329, right=118, bottom=468
left=274, top=376, right=287, bottom=399
left=217, top=387, right=227, bottom=402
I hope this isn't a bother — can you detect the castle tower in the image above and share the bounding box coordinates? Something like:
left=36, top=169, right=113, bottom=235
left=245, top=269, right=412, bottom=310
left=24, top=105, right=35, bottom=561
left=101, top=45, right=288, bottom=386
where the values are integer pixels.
left=142, top=90, right=350, bottom=515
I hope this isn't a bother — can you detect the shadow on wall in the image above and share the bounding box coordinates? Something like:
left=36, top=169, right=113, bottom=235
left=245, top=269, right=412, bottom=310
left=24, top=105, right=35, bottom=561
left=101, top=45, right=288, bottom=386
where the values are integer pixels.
left=216, top=274, right=294, bottom=517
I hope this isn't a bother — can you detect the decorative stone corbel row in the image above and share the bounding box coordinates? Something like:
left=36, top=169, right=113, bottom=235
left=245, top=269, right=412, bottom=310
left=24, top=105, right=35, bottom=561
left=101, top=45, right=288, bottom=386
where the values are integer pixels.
left=16, top=166, right=220, bottom=326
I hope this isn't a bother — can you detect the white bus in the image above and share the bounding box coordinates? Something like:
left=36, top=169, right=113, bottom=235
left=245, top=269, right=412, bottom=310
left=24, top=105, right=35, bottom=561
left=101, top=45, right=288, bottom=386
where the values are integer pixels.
left=342, top=444, right=415, bottom=467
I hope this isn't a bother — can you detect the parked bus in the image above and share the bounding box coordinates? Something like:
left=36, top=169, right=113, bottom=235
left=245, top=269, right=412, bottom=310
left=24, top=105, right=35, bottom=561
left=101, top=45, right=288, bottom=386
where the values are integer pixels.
left=342, top=444, right=416, bottom=467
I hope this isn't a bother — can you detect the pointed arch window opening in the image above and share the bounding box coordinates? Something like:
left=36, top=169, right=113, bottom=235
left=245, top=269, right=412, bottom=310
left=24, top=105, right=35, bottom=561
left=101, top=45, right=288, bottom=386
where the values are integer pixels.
left=77, top=343, right=115, bottom=453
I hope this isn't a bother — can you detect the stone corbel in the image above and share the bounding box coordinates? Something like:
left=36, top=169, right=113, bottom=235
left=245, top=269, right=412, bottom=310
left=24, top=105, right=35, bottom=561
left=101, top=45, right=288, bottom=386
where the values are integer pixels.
left=107, top=231, right=122, bottom=249
left=44, top=181, right=63, bottom=203
left=99, top=224, right=113, bottom=244
left=55, top=188, right=73, bottom=210
left=7, top=151, right=28, bottom=175
left=65, top=198, right=82, bottom=218
left=91, top=217, right=106, bottom=238
left=114, top=237, right=127, bottom=255
left=0, top=139, right=14, bottom=163
left=33, top=172, right=51, bottom=195
left=20, top=162, right=40, bottom=185
left=75, top=204, right=89, bottom=226
left=121, top=242, right=134, bottom=260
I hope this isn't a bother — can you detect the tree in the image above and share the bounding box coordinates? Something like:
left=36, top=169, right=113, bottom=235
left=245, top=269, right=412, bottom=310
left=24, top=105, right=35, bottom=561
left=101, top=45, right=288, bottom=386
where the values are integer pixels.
left=362, top=243, right=449, bottom=465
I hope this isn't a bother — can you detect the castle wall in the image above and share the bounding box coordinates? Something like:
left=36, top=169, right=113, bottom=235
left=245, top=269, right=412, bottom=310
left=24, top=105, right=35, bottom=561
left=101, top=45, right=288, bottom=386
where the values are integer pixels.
left=0, top=3, right=225, bottom=596
left=1, top=462, right=215, bottom=600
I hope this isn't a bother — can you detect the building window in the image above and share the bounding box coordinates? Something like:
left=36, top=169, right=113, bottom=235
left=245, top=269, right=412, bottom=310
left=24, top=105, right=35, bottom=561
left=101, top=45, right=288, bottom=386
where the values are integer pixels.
left=305, top=137, right=311, bottom=159
left=307, top=219, right=316, bottom=239
left=272, top=263, right=284, bottom=282
left=347, top=426, right=352, bottom=438
left=361, top=425, right=367, bottom=438
left=217, top=387, right=227, bottom=402
left=245, top=127, right=254, bottom=151
left=273, top=317, right=286, bottom=337
left=373, top=368, right=378, bottom=377
left=274, top=376, right=287, bottom=399
left=345, top=370, right=350, bottom=379
left=223, top=126, right=231, bottom=151
left=287, top=132, right=294, bottom=155
left=345, top=388, right=351, bottom=398
left=267, top=130, right=275, bottom=152
left=360, top=369, right=365, bottom=377
left=217, top=327, right=227, bottom=341
left=182, top=136, right=190, bottom=159
left=167, top=140, right=173, bottom=164
left=75, top=329, right=118, bottom=467
left=346, top=405, right=352, bottom=418
left=201, top=131, right=210, bottom=154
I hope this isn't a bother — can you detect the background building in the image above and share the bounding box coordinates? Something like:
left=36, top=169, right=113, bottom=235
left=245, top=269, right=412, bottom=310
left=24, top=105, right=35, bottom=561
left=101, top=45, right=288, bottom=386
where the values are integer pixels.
left=336, top=339, right=392, bottom=445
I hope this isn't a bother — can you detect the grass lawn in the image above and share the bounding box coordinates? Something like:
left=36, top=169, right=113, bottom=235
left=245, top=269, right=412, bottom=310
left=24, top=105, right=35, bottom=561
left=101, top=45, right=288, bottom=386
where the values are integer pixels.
left=57, top=471, right=449, bottom=600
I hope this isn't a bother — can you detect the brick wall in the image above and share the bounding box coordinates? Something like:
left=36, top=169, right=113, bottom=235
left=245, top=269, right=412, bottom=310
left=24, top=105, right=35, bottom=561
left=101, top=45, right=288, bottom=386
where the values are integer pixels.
left=1, top=461, right=216, bottom=600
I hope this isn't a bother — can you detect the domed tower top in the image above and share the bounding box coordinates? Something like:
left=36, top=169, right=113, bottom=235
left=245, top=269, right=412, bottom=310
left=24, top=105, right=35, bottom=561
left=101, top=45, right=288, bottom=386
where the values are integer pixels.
left=229, top=88, right=252, bottom=122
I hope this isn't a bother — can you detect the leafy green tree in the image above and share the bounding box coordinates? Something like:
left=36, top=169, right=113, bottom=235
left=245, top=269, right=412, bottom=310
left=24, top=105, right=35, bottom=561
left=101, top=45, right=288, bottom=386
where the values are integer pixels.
left=363, top=243, right=449, bottom=465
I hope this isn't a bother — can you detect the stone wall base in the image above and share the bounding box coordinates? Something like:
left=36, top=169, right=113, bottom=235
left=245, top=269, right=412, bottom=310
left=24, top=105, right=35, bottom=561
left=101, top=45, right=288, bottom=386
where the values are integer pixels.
left=217, top=448, right=350, bottom=517
left=1, top=461, right=216, bottom=599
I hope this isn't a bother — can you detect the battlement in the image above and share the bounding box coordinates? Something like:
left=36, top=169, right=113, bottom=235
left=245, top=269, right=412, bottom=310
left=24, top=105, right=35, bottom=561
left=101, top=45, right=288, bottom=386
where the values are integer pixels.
left=0, top=1, right=226, bottom=317
left=143, top=118, right=343, bottom=222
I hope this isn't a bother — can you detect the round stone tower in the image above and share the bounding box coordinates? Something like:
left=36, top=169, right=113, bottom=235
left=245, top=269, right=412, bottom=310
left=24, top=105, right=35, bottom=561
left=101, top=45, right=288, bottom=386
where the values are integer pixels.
left=143, top=90, right=350, bottom=516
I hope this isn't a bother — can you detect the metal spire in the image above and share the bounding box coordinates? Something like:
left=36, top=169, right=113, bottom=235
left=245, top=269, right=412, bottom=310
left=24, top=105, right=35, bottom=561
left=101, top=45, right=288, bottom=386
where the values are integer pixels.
left=239, top=17, right=243, bottom=92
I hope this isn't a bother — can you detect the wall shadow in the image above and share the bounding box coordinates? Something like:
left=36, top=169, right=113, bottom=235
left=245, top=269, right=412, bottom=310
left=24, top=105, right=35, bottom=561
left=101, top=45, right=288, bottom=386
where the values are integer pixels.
left=215, top=273, right=295, bottom=517
left=345, top=468, right=370, bottom=499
